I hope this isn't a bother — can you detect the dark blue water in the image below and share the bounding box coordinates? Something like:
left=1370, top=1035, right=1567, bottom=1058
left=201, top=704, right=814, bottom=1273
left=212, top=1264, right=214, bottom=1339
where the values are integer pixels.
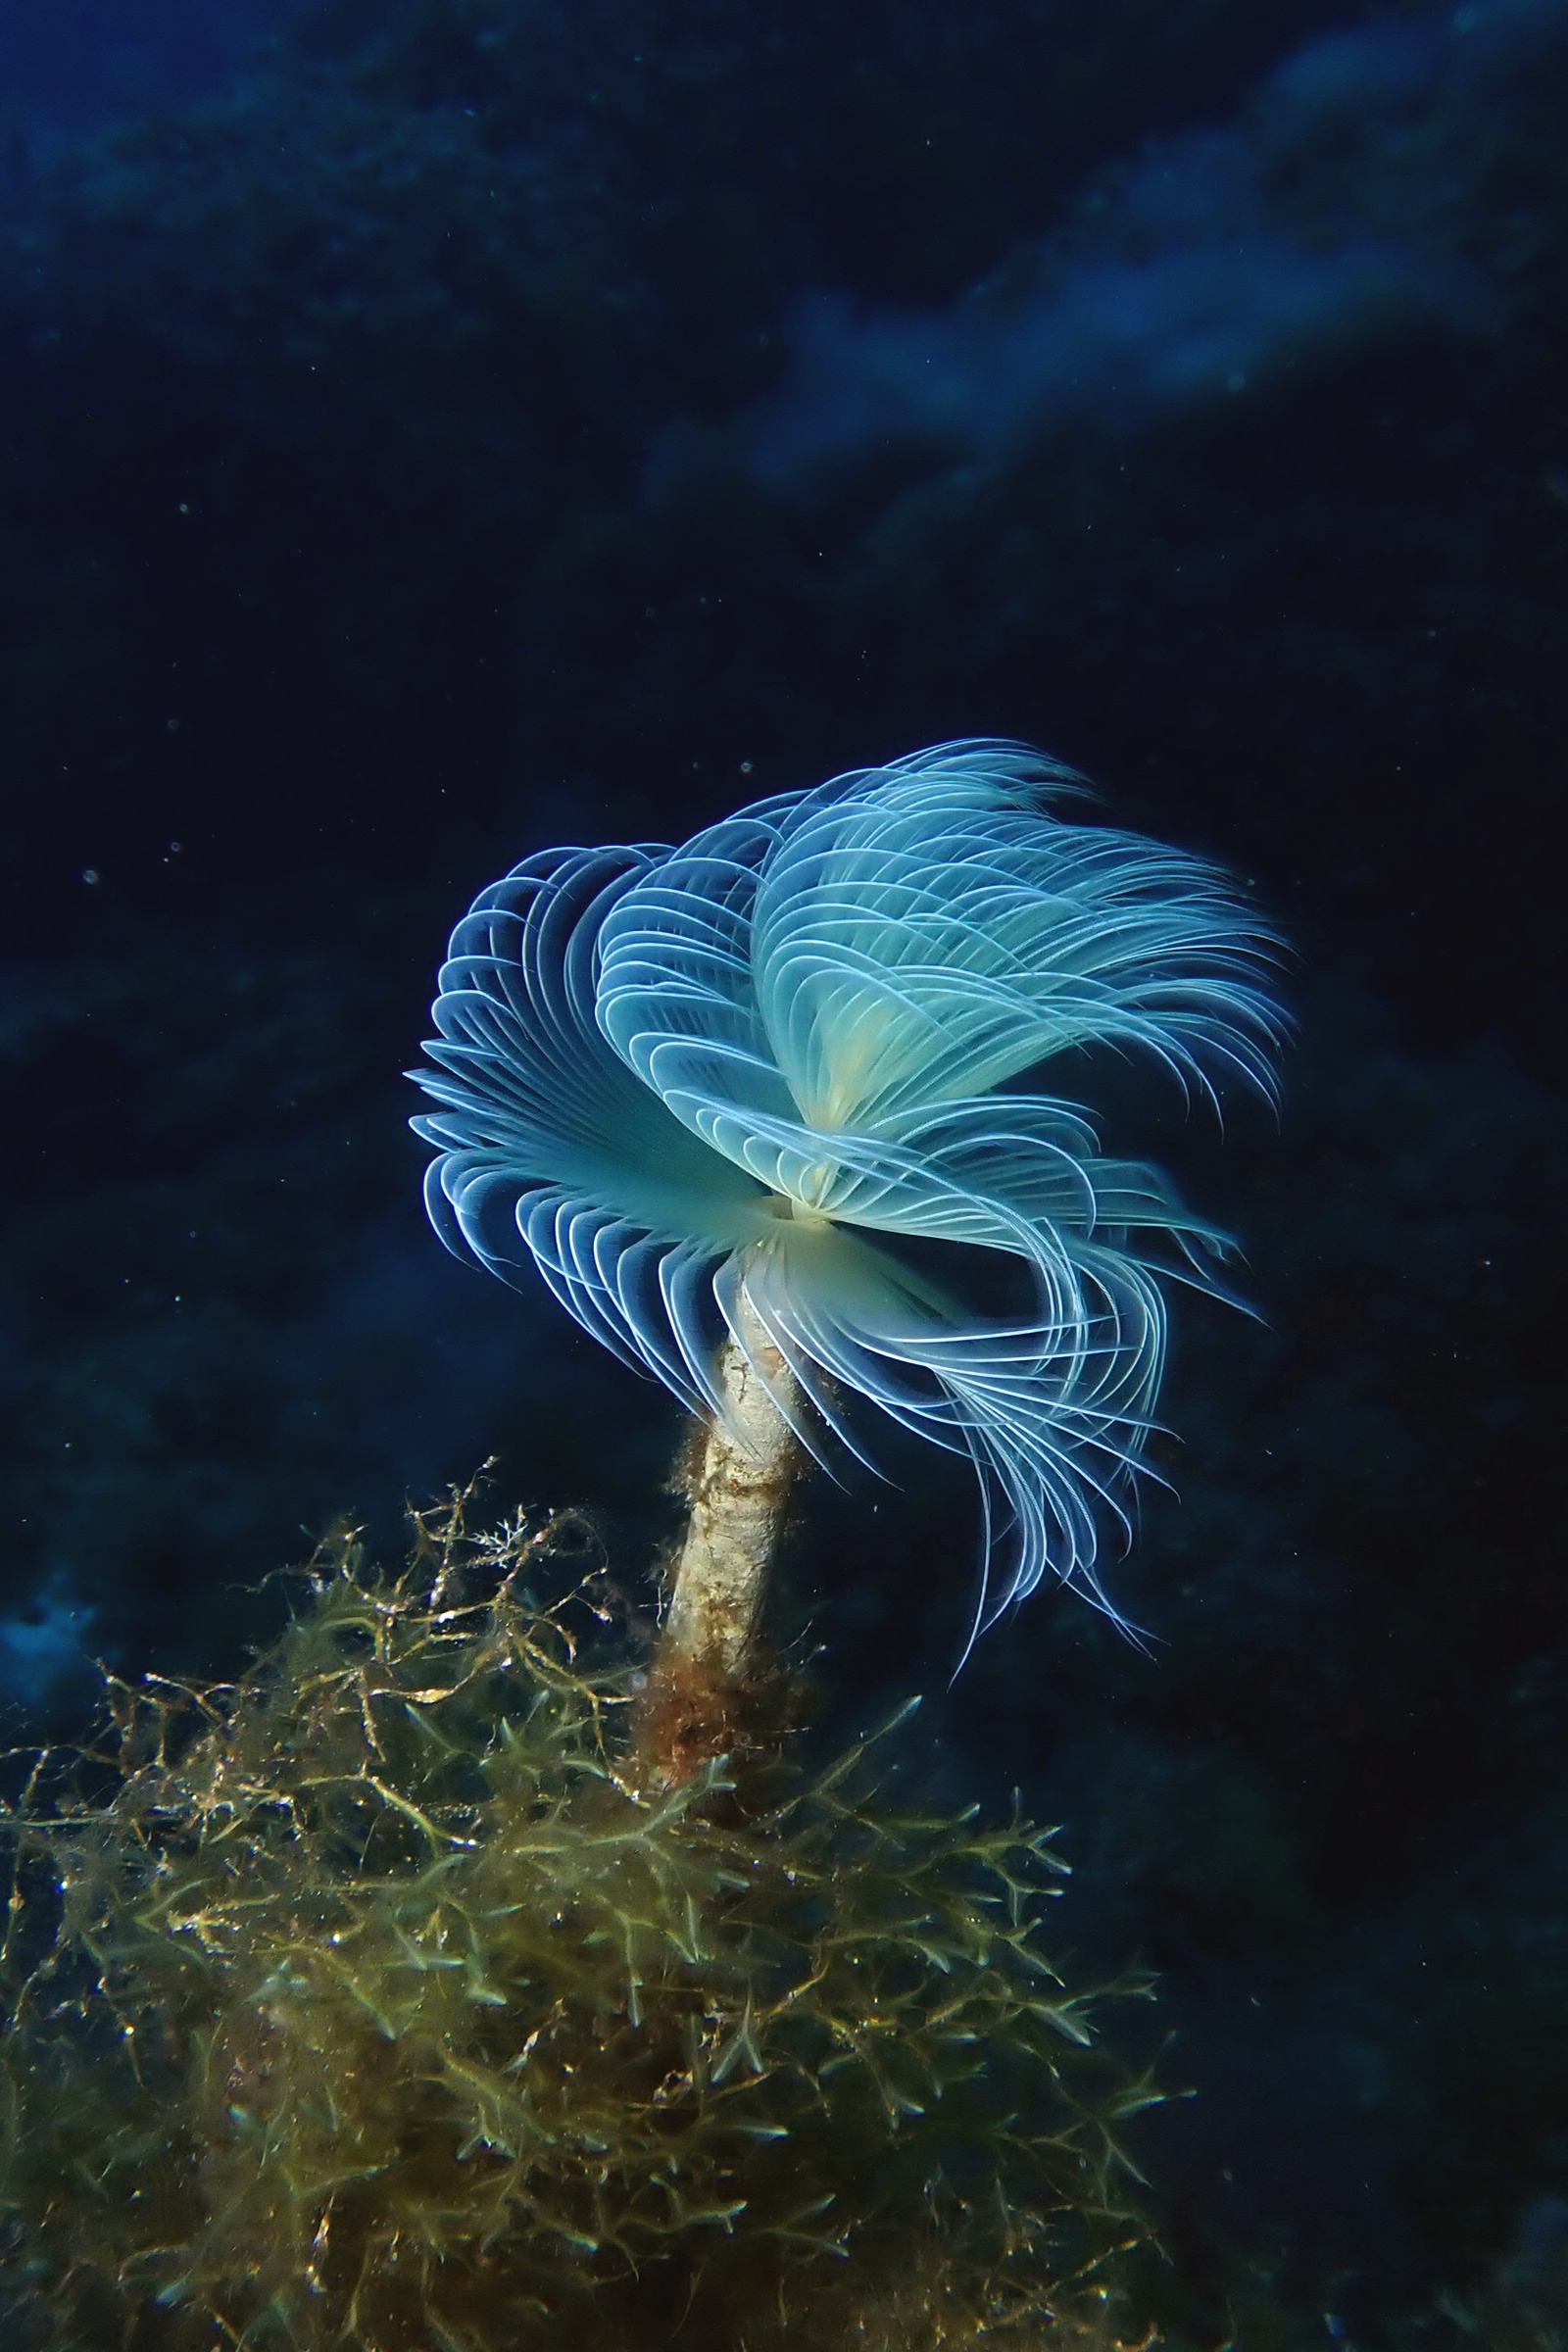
left=0, top=0, right=282, bottom=154
left=3, top=2, right=1566, bottom=2341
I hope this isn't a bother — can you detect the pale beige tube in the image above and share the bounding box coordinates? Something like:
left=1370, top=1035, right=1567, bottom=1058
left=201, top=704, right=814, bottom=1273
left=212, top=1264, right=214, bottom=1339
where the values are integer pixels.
left=662, top=1299, right=802, bottom=1675
left=635, top=1294, right=803, bottom=1787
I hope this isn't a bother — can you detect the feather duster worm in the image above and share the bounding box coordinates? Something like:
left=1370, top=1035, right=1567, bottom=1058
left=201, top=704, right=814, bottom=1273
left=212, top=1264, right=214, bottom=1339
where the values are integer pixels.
left=413, top=741, right=1284, bottom=1654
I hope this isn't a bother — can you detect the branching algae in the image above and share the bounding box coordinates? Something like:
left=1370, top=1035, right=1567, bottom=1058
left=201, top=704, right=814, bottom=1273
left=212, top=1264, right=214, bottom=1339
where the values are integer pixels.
left=2, top=1493, right=1155, bottom=2349
left=2, top=743, right=1280, bottom=2346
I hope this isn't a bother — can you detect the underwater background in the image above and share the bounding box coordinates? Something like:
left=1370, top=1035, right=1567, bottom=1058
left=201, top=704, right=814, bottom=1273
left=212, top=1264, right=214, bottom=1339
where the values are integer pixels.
left=2, top=0, right=1566, bottom=2339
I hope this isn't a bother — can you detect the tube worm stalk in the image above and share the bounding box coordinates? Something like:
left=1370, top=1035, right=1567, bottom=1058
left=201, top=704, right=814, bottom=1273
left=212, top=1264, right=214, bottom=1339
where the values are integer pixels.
left=636, top=1298, right=803, bottom=1788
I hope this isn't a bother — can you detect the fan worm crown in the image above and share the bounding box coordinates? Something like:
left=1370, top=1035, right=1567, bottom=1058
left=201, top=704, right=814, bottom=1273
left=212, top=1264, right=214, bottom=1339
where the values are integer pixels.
left=413, top=741, right=1286, bottom=1636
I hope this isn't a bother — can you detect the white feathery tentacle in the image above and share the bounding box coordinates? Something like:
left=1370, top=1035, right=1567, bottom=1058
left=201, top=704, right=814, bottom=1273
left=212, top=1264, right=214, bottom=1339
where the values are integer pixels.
left=412, top=740, right=1286, bottom=1648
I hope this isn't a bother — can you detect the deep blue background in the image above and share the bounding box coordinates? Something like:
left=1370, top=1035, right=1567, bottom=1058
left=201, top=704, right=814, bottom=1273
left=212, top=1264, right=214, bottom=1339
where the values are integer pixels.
left=0, top=0, right=280, bottom=151
left=3, top=2, right=1567, bottom=2341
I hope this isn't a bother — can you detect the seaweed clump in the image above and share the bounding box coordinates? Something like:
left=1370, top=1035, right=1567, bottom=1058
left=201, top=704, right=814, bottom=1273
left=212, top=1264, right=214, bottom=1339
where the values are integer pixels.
left=0, top=1489, right=1156, bottom=2350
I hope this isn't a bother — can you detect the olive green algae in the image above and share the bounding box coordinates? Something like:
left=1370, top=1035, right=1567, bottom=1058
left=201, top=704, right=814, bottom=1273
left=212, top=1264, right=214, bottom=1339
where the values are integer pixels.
left=0, top=1491, right=1157, bottom=2349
